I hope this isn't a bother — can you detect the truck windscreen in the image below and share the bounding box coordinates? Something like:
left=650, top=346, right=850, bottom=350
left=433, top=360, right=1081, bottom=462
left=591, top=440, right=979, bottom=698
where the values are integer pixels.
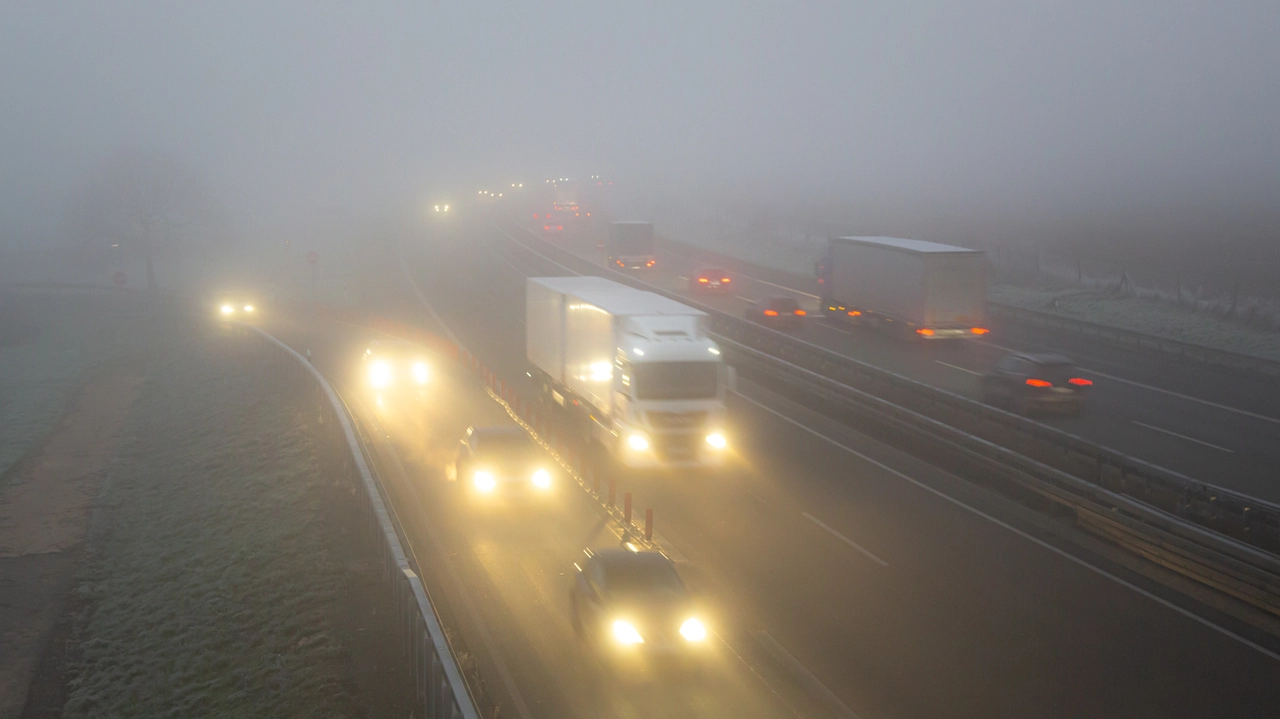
left=633, top=362, right=718, bottom=400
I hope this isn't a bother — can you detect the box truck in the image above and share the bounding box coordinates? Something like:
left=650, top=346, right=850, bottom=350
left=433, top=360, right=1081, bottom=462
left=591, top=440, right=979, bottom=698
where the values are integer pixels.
left=526, top=276, right=730, bottom=467
left=606, top=221, right=656, bottom=270
left=816, top=236, right=989, bottom=339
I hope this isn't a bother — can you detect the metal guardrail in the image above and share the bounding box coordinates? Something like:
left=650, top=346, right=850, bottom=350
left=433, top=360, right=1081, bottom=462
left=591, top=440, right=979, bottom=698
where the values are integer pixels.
left=244, top=325, right=481, bottom=719
left=987, top=302, right=1280, bottom=378
left=494, top=215, right=1280, bottom=616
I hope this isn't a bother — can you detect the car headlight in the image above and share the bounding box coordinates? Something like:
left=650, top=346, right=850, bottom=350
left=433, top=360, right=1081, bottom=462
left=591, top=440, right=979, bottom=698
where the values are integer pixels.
left=627, top=434, right=649, bottom=452
left=412, top=362, right=429, bottom=384
left=370, top=361, right=392, bottom=388
left=219, top=304, right=234, bottom=315
left=243, top=304, right=254, bottom=313
left=474, top=471, right=496, bottom=493
left=705, top=433, right=727, bottom=450
left=612, top=620, right=644, bottom=645
left=531, top=469, right=551, bottom=489
left=680, top=618, right=707, bottom=642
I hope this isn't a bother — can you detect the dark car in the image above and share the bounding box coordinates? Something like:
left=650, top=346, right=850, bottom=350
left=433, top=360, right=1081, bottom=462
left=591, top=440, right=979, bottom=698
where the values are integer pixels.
left=570, top=549, right=709, bottom=659
left=450, top=426, right=554, bottom=495
left=743, top=296, right=807, bottom=328
left=688, top=267, right=732, bottom=294
left=980, top=353, right=1092, bottom=415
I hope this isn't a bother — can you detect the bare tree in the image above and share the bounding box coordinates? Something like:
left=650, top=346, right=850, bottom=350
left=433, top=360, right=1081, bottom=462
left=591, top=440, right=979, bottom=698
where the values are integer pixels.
left=66, top=149, right=227, bottom=290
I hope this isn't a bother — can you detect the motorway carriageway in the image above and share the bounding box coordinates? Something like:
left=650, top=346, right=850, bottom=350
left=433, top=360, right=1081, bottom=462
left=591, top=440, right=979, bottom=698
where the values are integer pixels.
left=340, top=215, right=1280, bottom=719
left=515, top=217, right=1280, bottom=504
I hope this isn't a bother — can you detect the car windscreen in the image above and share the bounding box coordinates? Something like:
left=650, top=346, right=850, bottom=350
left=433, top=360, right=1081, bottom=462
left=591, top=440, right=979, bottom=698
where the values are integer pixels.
left=768, top=297, right=800, bottom=312
left=604, top=560, right=685, bottom=595
left=633, top=362, right=718, bottom=400
left=476, top=433, right=534, bottom=456
left=1031, top=363, right=1079, bottom=386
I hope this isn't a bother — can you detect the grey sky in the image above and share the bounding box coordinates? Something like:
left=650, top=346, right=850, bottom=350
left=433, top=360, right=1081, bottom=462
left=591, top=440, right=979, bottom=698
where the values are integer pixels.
left=3, top=1, right=1278, bottom=250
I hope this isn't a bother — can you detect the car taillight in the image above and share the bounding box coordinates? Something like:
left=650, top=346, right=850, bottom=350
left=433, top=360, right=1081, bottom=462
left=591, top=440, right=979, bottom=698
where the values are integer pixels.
left=971, top=327, right=990, bottom=335
left=916, top=328, right=935, bottom=336
left=1068, top=377, right=1093, bottom=386
left=699, top=277, right=709, bottom=283
left=1026, top=378, right=1052, bottom=387
left=616, top=260, right=625, bottom=266
left=721, top=278, right=731, bottom=283
left=646, top=260, right=655, bottom=266
left=848, top=310, right=861, bottom=316
left=763, top=309, right=779, bottom=316
left=794, top=309, right=807, bottom=316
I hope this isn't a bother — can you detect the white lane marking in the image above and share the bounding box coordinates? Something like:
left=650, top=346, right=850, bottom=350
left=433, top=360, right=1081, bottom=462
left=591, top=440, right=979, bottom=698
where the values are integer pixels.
left=1131, top=421, right=1235, bottom=454
left=735, top=295, right=756, bottom=303
left=1085, top=368, right=1280, bottom=426
left=715, top=631, right=806, bottom=719
left=978, top=340, right=1280, bottom=426
left=802, top=512, right=889, bottom=567
left=676, top=275, right=688, bottom=281
left=752, top=630, right=862, bottom=719
left=732, top=391, right=1280, bottom=662
left=935, top=360, right=983, bottom=376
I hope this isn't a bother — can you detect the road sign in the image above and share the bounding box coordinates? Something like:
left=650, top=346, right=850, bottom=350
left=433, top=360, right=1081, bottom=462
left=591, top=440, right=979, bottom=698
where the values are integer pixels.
left=112, top=271, right=127, bottom=286
left=306, top=250, right=319, bottom=265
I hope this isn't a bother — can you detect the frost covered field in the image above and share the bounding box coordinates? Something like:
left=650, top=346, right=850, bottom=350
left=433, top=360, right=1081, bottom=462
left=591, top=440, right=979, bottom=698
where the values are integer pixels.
left=0, top=295, right=150, bottom=482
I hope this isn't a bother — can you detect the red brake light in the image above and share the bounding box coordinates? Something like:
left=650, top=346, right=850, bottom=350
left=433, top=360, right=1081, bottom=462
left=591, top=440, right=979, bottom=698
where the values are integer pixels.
left=970, top=327, right=990, bottom=335
left=848, top=310, right=861, bottom=316
left=1068, top=377, right=1093, bottom=386
left=763, top=309, right=779, bottom=316
left=1026, top=378, right=1052, bottom=387
left=698, top=277, right=709, bottom=283
left=916, top=328, right=935, bottom=336
left=794, top=309, right=807, bottom=316
left=616, top=260, right=624, bottom=266
left=721, top=277, right=730, bottom=283
left=646, top=260, right=655, bottom=266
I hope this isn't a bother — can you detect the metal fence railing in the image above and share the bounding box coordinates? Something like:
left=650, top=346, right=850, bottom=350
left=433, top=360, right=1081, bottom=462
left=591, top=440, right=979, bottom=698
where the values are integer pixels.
left=242, top=325, right=480, bottom=719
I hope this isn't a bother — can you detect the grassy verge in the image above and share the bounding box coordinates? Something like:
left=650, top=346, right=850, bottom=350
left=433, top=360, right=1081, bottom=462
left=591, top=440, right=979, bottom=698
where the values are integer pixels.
left=62, top=331, right=361, bottom=718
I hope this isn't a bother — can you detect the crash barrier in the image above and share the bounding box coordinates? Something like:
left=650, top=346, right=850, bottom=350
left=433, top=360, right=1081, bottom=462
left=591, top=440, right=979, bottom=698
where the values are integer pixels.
left=652, top=237, right=1280, bottom=380
left=494, top=215, right=1280, bottom=615
left=235, top=323, right=480, bottom=719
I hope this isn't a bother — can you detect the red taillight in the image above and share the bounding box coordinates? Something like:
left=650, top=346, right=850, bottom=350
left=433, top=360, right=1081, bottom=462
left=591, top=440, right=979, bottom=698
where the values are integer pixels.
left=721, top=277, right=731, bottom=283
left=794, top=309, right=807, bottom=316
left=616, top=260, right=625, bottom=266
left=916, top=328, right=935, bottom=336
left=1069, top=377, right=1093, bottom=386
left=971, top=327, right=990, bottom=335
left=646, top=260, right=655, bottom=266
left=763, top=309, right=779, bottom=316
left=1026, top=378, right=1052, bottom=387
left=848, top=310, right=861, bottom=316
left=575, top=212, right=580, bottom=217
left=698, top=277, right=709, bottom=283
left=533, top=213, right=538, bottom=218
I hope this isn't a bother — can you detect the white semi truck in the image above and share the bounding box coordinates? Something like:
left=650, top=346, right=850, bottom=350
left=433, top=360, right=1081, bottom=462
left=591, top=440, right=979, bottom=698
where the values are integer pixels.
left=817, top=236, right=989, bottom=339
left=526, top=276, right=730, bottom=467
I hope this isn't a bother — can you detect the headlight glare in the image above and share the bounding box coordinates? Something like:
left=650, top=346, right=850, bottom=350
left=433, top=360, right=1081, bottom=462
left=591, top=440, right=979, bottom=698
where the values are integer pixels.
left=219, top=304, right=234, bottom=315
left=627, top=434, right=649, bottom=451
left=412, top=362, right=429, bottom=384
left=705, top=433, right=727, bottom=449
left=612, top=620, right=644, bottom=645
left=680, top=617, right=707, bottom=641
left=531, top=469, right=551, bottom=488
left=370, top=361, right=392, bottom=388
left=474, top=471, right=496, bottom=493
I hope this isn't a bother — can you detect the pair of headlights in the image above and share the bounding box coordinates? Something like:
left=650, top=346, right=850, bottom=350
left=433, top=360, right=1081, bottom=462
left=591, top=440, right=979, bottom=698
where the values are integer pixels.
left=625, top=433, right=727, bottom=452
left=369, top=360, right=429, bottom=388
left=219, top=303, right=254, bottom=316
left=612, top=618, right=706, bottom=644
left=474, top=469, right=551, bottom=493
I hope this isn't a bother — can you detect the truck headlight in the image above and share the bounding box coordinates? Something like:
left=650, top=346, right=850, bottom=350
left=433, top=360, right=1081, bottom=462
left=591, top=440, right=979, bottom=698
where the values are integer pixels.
left=474, top=471, right=496, bottom=493
left=680, top=618, right=707, bottom=641
left=705, top=433, right=727, bottom=450
left=612, top=620, right=644, bottom=645
left=412, top=362, right=429, bottom=384
left=531, top=469, right=551, bottom=489
left=370, top=361, right=392, bottom=388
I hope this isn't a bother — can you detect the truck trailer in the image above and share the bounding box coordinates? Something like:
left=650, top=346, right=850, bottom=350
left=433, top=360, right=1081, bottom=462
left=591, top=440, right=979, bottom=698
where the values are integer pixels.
left=526, top=276, right=729, bottom=467
left=606, top=221, right=656, bottom=270
left=817, top=236, right=989, bottom=339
